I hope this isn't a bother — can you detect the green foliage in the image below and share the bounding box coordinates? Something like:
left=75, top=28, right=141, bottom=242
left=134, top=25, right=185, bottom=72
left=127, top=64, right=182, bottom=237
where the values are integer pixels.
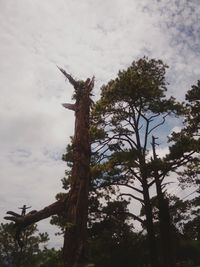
left=168, top=81, right=200, bottom=189
left=90, top=125, right=107, bottom=143
left=95, top=57, right=182, bottom=116
left=182, top=196, right=200, bottom=241
left=55, top=57, right=200, bottom=266
left=185, top=80, right=200, bottom=134
left=176, top=240, right=200, bottom=266
left=167, top=133, right=199, bottom=160
left=102, top=57, right=167, bottom=102
left=0, top=222, right=51, bottom=267
left=90, top=57, right=200, bottom=267
left=88, top=200, right=149, bottom=267
left=37, top=248, right=64, bottom=267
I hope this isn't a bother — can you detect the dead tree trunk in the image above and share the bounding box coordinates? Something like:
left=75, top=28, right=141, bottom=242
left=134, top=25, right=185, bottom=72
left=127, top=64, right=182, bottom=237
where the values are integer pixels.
left=59, top=69, right=94, bottom=266
left=5, top=68, right=94, bottom=267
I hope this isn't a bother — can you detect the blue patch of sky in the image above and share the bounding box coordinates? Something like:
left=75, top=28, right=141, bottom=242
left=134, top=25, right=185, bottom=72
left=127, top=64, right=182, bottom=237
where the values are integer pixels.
left=170, top=28, right=200, bottom=55
left=137, top=114, right=182, bottom=151
left=94, top=111, right=182, bottom=162
left=163, top=4, right=199, bottom=54
left=143, top=0, right=200, bottom=55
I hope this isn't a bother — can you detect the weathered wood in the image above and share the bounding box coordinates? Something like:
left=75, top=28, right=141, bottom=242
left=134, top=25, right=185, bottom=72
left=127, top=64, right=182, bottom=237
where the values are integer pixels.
left=57, top=67, right=79, bottom=89
left=60, top=71, right=94, bottom=266
left=4, top=199, right=66, bottom=226
left=5, top=68, right=94, bottom=267
left=4, top=199, right=66, bottom=248
left=62, top=103, right=76, bottom=111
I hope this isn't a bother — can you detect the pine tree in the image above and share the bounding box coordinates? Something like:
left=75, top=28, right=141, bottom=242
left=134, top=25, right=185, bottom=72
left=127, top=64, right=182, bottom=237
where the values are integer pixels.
left=0, top=222, right=49, bottom=267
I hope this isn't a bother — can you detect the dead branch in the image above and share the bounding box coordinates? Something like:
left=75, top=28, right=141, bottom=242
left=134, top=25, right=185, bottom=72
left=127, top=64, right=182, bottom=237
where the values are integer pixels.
left=62, top=103, right=76, bottom=111
left=4, top=199, right=66, bottom=227
left=4, top=198, right=67, bottom=248
left=57, top=66, right=79, bottom=89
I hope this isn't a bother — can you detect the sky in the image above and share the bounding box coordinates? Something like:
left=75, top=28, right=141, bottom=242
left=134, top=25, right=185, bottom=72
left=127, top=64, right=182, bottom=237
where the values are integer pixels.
left=0, top=0, right=200, bottom=248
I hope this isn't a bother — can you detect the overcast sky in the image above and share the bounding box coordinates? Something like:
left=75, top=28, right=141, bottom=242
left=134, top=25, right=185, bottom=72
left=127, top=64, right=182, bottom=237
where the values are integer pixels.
left=0, top=0, right=200, bottom=248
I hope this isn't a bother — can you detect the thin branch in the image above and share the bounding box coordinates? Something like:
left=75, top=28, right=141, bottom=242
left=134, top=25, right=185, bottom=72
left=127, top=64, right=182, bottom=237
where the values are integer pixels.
left=135, top=98, right=143, bottom=127
left=93, top=210, right=145, bottom=226
left=149, top=113, right=161, bottom=121
left=127, top=108, right=138, bottom=131
left=111, top=135, right=136, bottom=151
left=119, top=183, right=143, bottom=194
left=120, top=133, right=137, bottom=148
left=95, top=148, right=111, bottom=163
left=148, top=179, right=155, bottom=188
left=128, top=168, right=142, bottom=183
left=161, top=181, right=175, bottom=189
left=148, top=113, right=169, bottom=135
left=123, top=118, right=136, bottom=134
left=122, top=211, right=145, bottom=226
left=93, top=139, right=110, bottom=153
left=130, top=105, right=142, bottom=150
left=143, top=119, right=150, bottom=153
left=99, top=182, right=143, bottom=194
left=160, top=151, right=196, bottom=182
left=148, top=152, right=196, bottom=187
left=119, top=193, right=144, bottom=204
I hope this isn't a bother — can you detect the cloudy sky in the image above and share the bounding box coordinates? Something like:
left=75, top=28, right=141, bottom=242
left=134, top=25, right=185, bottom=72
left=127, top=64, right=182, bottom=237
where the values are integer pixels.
left=0, top=0, right=200, bottom=248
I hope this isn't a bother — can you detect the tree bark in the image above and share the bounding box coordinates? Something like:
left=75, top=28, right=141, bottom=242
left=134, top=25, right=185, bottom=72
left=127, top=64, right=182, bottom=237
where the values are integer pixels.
left=4, top=199, right=66, bottom=226
left=152, top=136, right=176, bottom=267
left=155, top=180, right=176, bottom=267
left=142, top=179, right=159, bottom=267
left=5, top=69, right=94, bottom=267
left=61, top=75, right=94, bottom=266
left=138, top=149, right=159, bottom=267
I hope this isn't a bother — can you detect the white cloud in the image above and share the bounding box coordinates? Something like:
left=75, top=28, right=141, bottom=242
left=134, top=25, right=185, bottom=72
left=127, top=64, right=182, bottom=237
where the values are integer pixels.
left=0, top=0, right=199, bottom=248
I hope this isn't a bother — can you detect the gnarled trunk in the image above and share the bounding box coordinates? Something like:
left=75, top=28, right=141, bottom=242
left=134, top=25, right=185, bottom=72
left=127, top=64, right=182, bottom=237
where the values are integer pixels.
left=61, top=75, right=94, bottom=266
left=5, top=69, right=94, bottom=267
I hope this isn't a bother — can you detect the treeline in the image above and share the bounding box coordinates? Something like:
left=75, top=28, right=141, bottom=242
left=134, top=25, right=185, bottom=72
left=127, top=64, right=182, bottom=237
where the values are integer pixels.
left=2, top=57, right=199, bottom=267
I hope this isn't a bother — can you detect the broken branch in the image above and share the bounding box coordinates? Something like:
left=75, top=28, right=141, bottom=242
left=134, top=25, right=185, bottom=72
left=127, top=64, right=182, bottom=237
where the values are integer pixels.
left=4, top=199, right=66, bottom=228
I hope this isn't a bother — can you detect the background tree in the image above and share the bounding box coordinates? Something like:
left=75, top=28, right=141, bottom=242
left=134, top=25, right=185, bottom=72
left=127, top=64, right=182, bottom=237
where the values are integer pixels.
left=169, top=194, right=200, bottom=266
left=88, top=200, right=148, bottom=267
left=38, top=248, right=64, bottom=267
left=91, top=57, right=184, bottom=267
left=0, top=222, right=49, bottom=267
left=175, top=80, right=200, bottom=190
